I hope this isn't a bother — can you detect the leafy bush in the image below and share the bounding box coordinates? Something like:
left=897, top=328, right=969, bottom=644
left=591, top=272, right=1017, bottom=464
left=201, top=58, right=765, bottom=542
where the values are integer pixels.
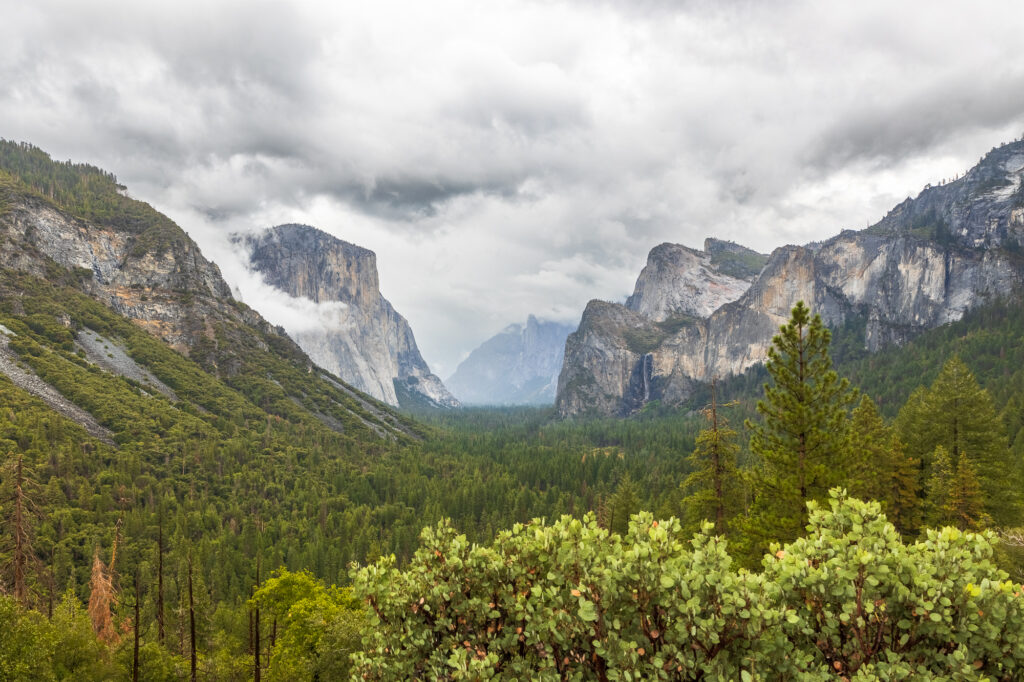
left=354, top=491, right=1024, bottom=680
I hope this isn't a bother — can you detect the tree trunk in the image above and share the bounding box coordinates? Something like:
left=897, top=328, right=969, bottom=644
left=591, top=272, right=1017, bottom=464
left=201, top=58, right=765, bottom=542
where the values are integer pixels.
left=188, top=557, right=197, bottom=682
left=133, top=572, right=140, bottom=682
left=156, top=514, right=165, bottom=645
left=12, top=455, right=27, bottom=605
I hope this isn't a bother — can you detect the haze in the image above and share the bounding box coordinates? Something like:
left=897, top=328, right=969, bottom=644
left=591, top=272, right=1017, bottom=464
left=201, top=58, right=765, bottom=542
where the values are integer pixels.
left=3, top=0, right=1024, bottom=374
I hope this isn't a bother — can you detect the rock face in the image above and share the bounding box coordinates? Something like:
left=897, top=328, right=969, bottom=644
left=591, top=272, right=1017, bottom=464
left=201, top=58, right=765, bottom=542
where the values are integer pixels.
left=557, top=140, right=1024, bottom=417
left=625, top=240, right=764, bottom=321
left=446, top=315, right=575, bottom=405
left=0, top=185, right=253, bottom=361
left=239, top=224, right=459, bottom=409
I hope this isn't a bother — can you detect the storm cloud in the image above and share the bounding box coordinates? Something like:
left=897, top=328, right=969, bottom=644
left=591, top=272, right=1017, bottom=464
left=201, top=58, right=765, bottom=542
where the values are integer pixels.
left=3, top=0, right=1024, bottom=375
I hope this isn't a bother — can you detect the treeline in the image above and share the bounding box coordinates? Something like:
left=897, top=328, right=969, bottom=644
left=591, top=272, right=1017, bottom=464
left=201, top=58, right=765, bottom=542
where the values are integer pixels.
left=2, top=281, right=1024, bottom=678
left=353, top=302, right=1024, bottom=679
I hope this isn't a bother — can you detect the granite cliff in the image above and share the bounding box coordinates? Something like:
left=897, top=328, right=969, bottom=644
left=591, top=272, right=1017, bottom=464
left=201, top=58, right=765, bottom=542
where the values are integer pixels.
left=446, top=315, right=575, bottom=405
left=0, top=141, right=418, bottom=440
left=238, top=224, right=459, bottom=409
left=557, top=140, right=1024, bottom=417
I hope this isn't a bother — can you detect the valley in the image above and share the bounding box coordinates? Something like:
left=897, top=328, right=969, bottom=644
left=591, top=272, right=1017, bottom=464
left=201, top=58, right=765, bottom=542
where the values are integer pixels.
left=2, top=138, right=1024, bottom=678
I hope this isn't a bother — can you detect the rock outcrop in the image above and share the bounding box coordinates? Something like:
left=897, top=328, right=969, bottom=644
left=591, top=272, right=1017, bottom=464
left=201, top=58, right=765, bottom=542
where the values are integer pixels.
left=446, top=315, right=575, bottom=405
left=557, top=140, right=1024, bottom=417
left=238, top=224, right=459, bottom=409
left=0, top=180, right=259, bottom=364
left=625, top=240, right=764, bottom=321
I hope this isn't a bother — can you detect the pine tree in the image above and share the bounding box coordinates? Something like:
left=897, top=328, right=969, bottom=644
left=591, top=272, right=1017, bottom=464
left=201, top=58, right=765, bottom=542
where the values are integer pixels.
left=848, top=396, right=920, bottom=535
left=681, top=380, right=742, bottom=535
left=1, top=454, right=47, bottom=608
left=947, top=451, right=991, bottom=531
left=608, top=475, right=640, bottom=536
left=896, top=356, right=1021, bottom=526
left=87, top=548, right=118, bottom=644
left=744, top=301, right=858, bottom=551
left=924, top=446, right=955, bottom=527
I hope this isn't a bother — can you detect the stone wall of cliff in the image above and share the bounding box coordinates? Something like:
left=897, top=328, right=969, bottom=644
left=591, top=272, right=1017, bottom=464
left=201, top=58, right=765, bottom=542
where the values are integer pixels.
left=240, top=224, right=458, bottom=409
left=556, top=140, right=1024, bottom=417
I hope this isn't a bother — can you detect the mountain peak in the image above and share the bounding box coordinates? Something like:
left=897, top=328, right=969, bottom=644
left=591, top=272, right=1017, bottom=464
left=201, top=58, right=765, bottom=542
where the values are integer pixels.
left=624, top=240, right=765, bottom=322
left=241, top=224, right=458, bottom=409
left=447, top=316, right=575, bottom=405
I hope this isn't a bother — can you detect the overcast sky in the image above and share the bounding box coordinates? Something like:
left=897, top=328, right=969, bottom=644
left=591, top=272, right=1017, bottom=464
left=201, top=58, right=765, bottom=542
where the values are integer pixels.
left=4, top=0, right=1024, bottom=376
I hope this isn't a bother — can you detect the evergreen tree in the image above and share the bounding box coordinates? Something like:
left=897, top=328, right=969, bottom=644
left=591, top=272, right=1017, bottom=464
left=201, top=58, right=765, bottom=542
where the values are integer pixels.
left=896, top=356, right=1021, bottom=526
left=608, top=475, right=640, bottom=536
left=848, top=396, right=920, bottom=535
left=947, top=450, right=991, bottom=531
left=681, top=381, right=742, bottom=535
left=924, top=446, right=991, bottom=531
left=924, top=445, right=955, bottom=528
left=744, top=301, right=858, bottom=552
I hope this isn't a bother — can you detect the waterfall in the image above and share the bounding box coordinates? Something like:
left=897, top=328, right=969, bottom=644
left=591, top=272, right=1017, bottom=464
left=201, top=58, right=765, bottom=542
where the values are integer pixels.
left=642, top=353, right=653, bottom=403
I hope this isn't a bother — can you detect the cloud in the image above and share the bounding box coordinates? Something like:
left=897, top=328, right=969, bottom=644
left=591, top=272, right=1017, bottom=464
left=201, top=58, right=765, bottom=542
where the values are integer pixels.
left=3, top=0, right=1024, bottom=374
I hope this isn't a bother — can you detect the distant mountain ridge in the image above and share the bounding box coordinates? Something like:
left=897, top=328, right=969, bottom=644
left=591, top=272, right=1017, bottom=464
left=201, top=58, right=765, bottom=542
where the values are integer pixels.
left=446, top=315, right=574, bottom=405
left=557, top=139, right=1024, bottom=417
left=237, top=224, right=459, bottom=409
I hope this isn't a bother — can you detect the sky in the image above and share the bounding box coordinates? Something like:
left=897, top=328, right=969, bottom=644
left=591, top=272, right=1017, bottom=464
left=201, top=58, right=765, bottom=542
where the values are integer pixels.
left=3, top=0, right=1024, bottom=377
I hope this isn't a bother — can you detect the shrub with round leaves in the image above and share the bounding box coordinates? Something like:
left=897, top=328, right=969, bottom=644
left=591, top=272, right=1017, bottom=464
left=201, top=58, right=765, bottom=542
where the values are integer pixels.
left=352, top=490, right=1024, bottom=681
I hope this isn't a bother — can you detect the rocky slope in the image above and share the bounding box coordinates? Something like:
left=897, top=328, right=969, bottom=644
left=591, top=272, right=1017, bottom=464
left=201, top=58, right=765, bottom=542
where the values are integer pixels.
left=557, top=140, right=1024, bottom=417
left=238, top=224, right=458, bottom=409
left=446, top=315, right=575, bottom=405
left=0, top=141, right=419, bottom=440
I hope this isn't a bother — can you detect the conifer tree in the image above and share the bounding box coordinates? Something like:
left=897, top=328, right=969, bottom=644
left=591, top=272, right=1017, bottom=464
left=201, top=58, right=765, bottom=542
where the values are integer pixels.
left=608, top=475, right=640, bottom=536
left=848, top=396, right=920, bottom=535
left=1, top=454, right=47, bottom=608
left=924, top=445, right=955, bottom=527
left=744, top=301, right=858, bottom=551
left=896, top=356, right=1021, bottom=526
left=947, top=450, right=991, bottom=531
left=87, top=547, right=118, bottom=644
left=681, top=380, right=742, bottom=535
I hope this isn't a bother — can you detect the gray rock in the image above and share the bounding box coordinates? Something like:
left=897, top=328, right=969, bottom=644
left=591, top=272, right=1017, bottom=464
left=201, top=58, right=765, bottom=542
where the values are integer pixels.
left=447, top=315, right=574, bottom=405
left=238, top=224, right=459, bottom=409
left=557, top=139, right=1024, bottom=417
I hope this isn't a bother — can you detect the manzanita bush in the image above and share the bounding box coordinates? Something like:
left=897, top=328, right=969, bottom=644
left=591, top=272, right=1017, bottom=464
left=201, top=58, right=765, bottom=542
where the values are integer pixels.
left=352, top=491, right=1024, bottom=680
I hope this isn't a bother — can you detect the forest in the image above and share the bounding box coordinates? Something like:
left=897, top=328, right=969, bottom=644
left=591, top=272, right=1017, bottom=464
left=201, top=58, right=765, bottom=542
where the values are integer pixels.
left=3, top=291, right=1024, bottom=679
left=3, top=141, right=1024, bottom=678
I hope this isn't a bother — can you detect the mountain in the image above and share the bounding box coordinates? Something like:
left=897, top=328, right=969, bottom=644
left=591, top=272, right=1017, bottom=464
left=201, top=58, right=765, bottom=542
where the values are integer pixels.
left=236, top=224, right=459, bottom=410
left=625, top=239, right=767, bottom=320
left=557, top=139, right=1024, bottom=417
left=446, top=315, right=575, bottom=405
left=0, top=140, right=421, bottom=441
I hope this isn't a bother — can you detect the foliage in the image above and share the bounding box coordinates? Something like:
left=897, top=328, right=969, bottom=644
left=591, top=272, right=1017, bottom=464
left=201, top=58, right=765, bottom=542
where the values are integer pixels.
left=0, top=591, right=116, bottom=681
left=680, top=388, right=743, bottom=535
left=744, top=301, right=858, bottom=554
left=896, top=356, right=1022, bottom=526
left=353, top=513, right=787, bottom=680
left=355, top=491, right=1024, bottom=680
left=847, top=396, right=921, bottom=536
left=250, top=568, right=367, bottom=681
left=765, top=491, right=1024, bottom=679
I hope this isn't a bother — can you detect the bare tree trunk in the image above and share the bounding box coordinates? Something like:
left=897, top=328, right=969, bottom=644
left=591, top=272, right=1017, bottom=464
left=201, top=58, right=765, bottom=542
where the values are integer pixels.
left=156, top=513, right=165, bottom=645
left=188, top=557, right=197, bottom=682
left=254, top=556, right=261, bottom=682
left=12, top=455, right=27, bottom=605
left=132, top=572, right=140, bottom=682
